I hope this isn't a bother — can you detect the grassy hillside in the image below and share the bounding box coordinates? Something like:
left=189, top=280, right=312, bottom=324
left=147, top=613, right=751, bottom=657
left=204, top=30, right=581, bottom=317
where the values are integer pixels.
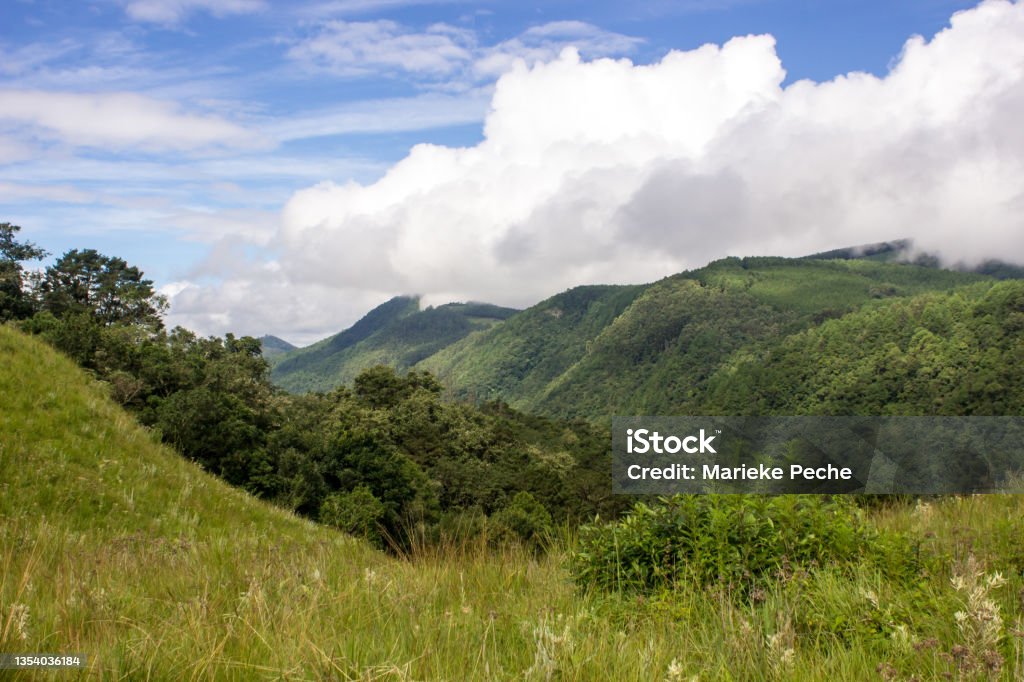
left=4, top=325, right=1024, bottom=679
left=271, top=297, right=517, bottom=393
left=422, top=258, right=989, bottom=419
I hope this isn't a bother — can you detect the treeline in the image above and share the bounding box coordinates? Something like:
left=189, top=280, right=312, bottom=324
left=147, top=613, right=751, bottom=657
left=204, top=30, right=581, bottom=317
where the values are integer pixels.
left=0, top=223, right=623, bottom=549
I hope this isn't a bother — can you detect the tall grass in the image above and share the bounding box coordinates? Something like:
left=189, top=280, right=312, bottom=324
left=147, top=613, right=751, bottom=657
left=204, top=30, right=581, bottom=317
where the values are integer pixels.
left=3, top=325, right=1024, bottom=679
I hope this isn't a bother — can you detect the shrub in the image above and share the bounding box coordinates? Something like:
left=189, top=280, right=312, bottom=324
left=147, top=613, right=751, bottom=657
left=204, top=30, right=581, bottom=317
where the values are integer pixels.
left=571, top=494, right=910, bottom=595
left=319, top=486, right=386, bottom=544
left=491, top=491, right=553, bottom=550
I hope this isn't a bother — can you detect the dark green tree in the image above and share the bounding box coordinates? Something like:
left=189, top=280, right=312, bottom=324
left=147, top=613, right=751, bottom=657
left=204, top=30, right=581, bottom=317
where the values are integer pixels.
left=0, top=222, right=47, bottom=321
left=40, top=249, right=167, bottom=327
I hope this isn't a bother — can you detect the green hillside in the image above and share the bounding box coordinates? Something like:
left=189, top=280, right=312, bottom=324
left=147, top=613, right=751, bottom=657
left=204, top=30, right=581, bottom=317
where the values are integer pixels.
left=422, top=258, right=990, bottom=419
left=271, top=296, right=517, bottom=393
left=258, top=333, right=296, bottom=360
left=419, top=284, right=645, bottom=407
left=6, top=324, right=1024, bottom=680
left=700, top=280, right=1024, bottom=416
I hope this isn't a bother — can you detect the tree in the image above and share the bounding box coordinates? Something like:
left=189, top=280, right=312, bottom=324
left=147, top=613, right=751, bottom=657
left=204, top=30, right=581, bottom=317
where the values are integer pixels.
left=0, top=222, right=47, bottom=321
left=40, top=249, right=167, bottom=327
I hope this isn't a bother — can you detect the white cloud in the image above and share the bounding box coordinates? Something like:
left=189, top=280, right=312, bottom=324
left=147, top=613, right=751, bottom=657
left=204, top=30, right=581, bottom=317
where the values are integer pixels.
left=287, top=19, right=642, bottom=83
left=0, top=89, right=258, bottom=151
left=474, top=21, right=645, bottom=78
left=298, top=0, right=460, bottom=19
left=268, top=90, right=492, bottom=140
left=122, top=0, right=266, bottom=25
left=172, top=0, right=1024, bottom=340
left=288, top=20, right=474, bottom=77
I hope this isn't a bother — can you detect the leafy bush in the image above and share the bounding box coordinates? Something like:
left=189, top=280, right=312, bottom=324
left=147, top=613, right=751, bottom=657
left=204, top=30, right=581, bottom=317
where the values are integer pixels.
left=319, top=486, right=386, bottom=544
left=571, top=494, right=909, bottom=595
left=490, top=491, right=553, bottom=550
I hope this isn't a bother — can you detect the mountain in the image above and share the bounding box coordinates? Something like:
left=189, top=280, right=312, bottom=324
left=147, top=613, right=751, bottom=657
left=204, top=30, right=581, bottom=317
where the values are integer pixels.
left=259, top=334, right=296, bottom=360
left=270, top=295, right=518, bottom=393
left=419, top=257, right=993, bottom=419
left=270, top=249, right=1020, bottom=421
left=805, top=238, right=1024, bottom=279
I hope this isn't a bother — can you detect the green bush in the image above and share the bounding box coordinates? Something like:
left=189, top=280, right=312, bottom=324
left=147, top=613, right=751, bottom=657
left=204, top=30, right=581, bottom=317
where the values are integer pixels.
left=571, top=494, right=910, bottom=595
left=490, top=491, right=553, bottom=549
left=319, top=485, right=386, bottom=544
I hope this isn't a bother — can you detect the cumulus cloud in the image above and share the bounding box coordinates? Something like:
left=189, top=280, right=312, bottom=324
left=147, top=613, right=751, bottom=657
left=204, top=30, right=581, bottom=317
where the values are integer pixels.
left=0, top=89, right=257, bottom=151
left=172, top=0, right=1024, bottom=340
left=122, top=0, right=266, bottom=25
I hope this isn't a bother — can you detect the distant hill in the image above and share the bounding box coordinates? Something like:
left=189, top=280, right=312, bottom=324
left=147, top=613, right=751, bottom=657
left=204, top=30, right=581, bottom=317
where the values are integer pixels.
left=419, top=257, right=993, bottom=419
left=270, top=296, right=518, bottom=393
left=270, top=247, right=1022, bottom=420
left=259, top=334, right=296, bottom=360
left=805, top=239, right=1024, bottom=279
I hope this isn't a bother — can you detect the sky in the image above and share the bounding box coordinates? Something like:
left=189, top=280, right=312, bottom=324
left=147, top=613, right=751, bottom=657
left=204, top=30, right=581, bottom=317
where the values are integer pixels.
left=2, top=0, right=1022, bottom=345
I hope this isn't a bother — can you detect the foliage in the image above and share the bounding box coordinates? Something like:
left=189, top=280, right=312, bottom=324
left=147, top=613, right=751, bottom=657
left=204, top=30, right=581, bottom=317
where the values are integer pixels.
left=571, top=494, right=910, bottom=595
left=37, top=248, right=167, bottom=328
left=272, top=297, right=517, bottom=392
left=490, top=491, right=554, bottom=550
left=419, top=258, right=991, bottom=419
left=7, top=248, right=1024, bottom=678
left=700, top=281, right=1024, bottom=416
left=319, top=485, right=387, bottom=543
left=0, top=221, right=47, bottom=321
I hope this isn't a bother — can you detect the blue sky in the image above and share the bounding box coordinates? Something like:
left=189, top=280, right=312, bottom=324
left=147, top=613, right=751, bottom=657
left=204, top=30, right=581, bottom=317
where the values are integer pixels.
left=2, top=0, right=1020, bottom=343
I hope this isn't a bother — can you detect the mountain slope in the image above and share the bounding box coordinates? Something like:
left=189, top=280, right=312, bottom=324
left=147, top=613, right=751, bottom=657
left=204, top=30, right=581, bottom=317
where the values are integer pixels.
left=699, top=280, right=1024, bottom=416
left=421, top=257, right=990, bottom=418
left=418, top=284, right=645, bottom=406
left=259, top=333, right=296, bottom=360
left=271, top=296, right=517, bottom=393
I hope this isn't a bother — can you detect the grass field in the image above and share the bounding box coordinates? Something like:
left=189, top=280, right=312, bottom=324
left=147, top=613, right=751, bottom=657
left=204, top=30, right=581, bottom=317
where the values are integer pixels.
left=3, top=324, right=1024, bottom=680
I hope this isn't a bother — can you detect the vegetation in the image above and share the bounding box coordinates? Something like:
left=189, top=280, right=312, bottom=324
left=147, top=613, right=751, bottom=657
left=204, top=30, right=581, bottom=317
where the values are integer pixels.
left=271, top=297, right=518, bottom=393
left=700, top=281, right=1024, bottom=416
left=572, top=495, right=909, bottom=594
left=1, top=233, right=617, bottom=551
left=6, top=221, right=1024, bottom=679
left=259, top=334, right=296, bottom=359
left=0, top=222, right=46, bottom=322
left=4, top=327, right=1024, bottom=679
left=421, top=257, right=991, bottom=419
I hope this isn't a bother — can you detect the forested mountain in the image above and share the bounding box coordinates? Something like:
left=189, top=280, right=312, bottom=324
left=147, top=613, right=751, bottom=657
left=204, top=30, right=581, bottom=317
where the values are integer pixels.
left=271, top=296, right=517, bottom=392
left=272, top=255, right=1013, bottom=420
left=699, top=280, right=1024, bottom=416
left=259, top=334, right=296, bottom=359
left=420, top=258, right=992, bottom=418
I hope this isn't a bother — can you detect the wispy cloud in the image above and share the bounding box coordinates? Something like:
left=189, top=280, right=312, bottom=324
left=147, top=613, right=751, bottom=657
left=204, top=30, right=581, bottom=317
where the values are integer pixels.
left=286, top=18, right=643, bottom=84
left=287, top=20, right=475, bottom=77
left=298, top=0, right=464, bottom=19
left=268, top=90, right=491, bottom=139
left=121, top=0, right=267, bottom=25
left=475, top=21, right=645, bottom=78
left=0, top=89, right=259, bottom=151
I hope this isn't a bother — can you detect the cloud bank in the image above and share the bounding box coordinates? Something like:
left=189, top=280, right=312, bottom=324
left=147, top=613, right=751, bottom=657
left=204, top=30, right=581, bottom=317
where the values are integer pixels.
left=171, top=0, right=1024, bottom=342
